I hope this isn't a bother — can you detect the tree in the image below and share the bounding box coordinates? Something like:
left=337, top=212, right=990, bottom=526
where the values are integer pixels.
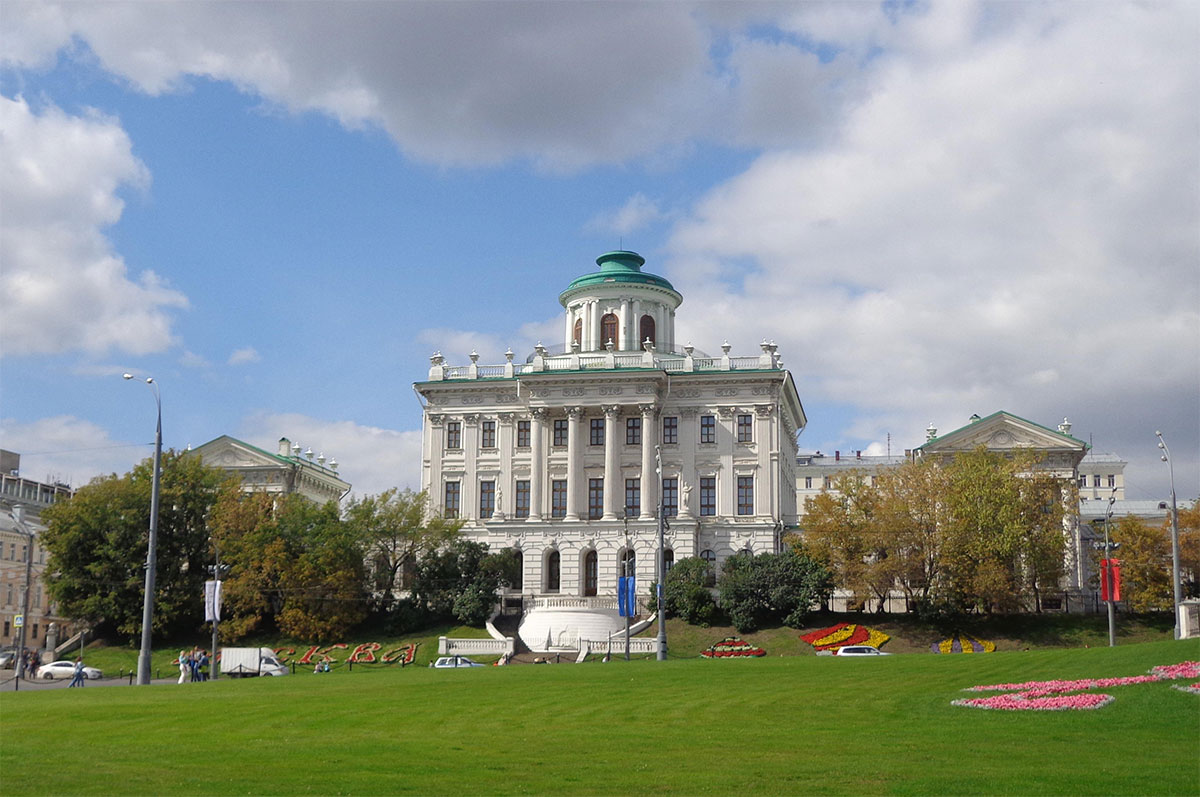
left=410, top=540, right=513, bottom=626
left=654, top=556, right=718, bottom=626
left=41, top=451, right=228, bottom=640
left=211, top=492, right=366, bottom=641
left=1109, top=516, right=1173, bottom=611
left=799, top=472, right=882, bottom=609
left=1174, top=500, right=1200, bottom=599
left=344, top=488, right=461, bottom=613
left=716, top=550, right=831, bottom=632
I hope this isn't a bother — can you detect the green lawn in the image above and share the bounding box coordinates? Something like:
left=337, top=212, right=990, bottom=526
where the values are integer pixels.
left=3, top=638, right=1197, bottom=795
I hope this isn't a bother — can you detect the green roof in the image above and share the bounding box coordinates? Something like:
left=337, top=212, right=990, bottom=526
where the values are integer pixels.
left=558, top=251, right=680, bottom=305
left=916, top=410, right=1089, bottom=451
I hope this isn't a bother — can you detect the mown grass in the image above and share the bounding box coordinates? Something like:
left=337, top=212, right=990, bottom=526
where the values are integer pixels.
left=2, top=638, right=1196, bottom=795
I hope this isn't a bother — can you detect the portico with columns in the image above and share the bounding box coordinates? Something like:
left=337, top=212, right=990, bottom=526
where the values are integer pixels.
left=415, top=251, right=805, bottom=649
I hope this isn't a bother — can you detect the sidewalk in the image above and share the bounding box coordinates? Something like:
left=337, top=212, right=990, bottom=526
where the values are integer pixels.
left=0, top=674, right=179, bottom=692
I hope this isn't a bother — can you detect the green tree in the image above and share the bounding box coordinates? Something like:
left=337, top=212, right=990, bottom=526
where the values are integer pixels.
left=211, top=492, right=366, bottom=641
left=344, top=488, right=461, bottom=613
left=716, top=550, right=831, bottom=632
left=41, top=451, right=228, bottom=640
left=1174, top=500, right=1200, bottom=599
left=410, top=540, right=513, bottom=626
left=1110, top=515, right=1174, bottom=611
left=653, top=556, right=718, bottom=625
left=799, top=472, right=881, bottom=609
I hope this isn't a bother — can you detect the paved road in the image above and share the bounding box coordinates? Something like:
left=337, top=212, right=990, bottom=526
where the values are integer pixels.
left=1, top=673, right=186, bottom=692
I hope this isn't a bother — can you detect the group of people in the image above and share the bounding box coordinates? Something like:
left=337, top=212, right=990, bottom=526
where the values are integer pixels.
left=177, top=648, right=210, bottom=683
left=20, top=649, right=40, bottom=679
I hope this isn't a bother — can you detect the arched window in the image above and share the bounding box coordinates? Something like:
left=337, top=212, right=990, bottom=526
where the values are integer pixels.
left=601, top=313, right=618, bottom=348
left=511, top=550, right=523, bottom=591
left=621, top=548, right=636, bottom=578
left=639, top=314, right=655, bottom=349
left=699, top=549, right=717, bottom=587
left=663, top=549, right=674, bottom=572
left=573, top=318, right=582, bottom=346
left=584, top=550, right=598, bottom=596
left=546, top=550, right=560, bottom=592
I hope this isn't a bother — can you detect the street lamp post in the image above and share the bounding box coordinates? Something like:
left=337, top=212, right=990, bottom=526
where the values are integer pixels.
left=655, top=445, right=667, bottom=661
left=125, top=374, right=162, bottom=685
left=1156, top=431, right=1183, bottom=640
left=10, top=506, right=34, bottom=689
left=1103, top=488, right=1117, bottom=647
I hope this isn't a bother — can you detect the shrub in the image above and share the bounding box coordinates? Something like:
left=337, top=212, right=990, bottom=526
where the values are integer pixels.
left=717, top=551, right=831, bottom=632
left=651, top=557, right=719, bottom=626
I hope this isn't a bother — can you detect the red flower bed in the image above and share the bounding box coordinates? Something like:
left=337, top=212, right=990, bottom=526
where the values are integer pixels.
left=701, top=637, right=766, bottom=658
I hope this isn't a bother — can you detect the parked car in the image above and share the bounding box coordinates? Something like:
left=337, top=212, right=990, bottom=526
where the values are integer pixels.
left=431, top=656, right=484, bottom=669
left=0, top=649, right=16, bottom=669
left=833, top=646, right=891, bottom=657
left=40, top=660, right=102, bottom=679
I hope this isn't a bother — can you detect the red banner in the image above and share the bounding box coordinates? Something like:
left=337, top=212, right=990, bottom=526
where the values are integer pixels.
left=1101, top=559, right=1122, bottom=602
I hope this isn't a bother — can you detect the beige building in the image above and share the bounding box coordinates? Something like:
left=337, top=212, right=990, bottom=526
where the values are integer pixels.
left=0, top=450, right=74, bottom=653
left=190, top=436, right=350, bottom=504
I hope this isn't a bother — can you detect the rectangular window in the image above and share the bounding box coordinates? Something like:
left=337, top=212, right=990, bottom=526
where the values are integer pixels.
left=444, top=482, right=460, bottom=519
left=700, top=477, right=716, bottom=516
left=626, top=417, right=641, bottom=445
left=33, top=586, right=41, bottom=608
left=551, top=480, right=567, bottom=518
left=590, top=418, right=605, bottom=446
left=737, top=414, right=753, bottom=443
left=804, top=476, right=813, bottom=489
left=662, top=477, right=678, bottom=518
left=515, top=480, right=530, bottom=519
left=1078, top=475, right=1087, bottom=488
left=1093, top=474, right=1101, bottom=487
left=553, top=419, right=568, bottom=447
left=662, top=416, right=678, bottom=445
left=516, top=420, right=531, bottom=448
left=737, top=476, right=754, bottom=515
left=480, top=480, right=495, bottom=519
left=824, top=476, right=832, bottom=489
left=481, top=420, right=497, bottom=449
left=625, top=478, right=640, bottom=518
left=1107, top=474, right=1116, bottom=488
left=588, top=478, right=604, bottom=519
left=446, top=421, right=462, bottom=450
left=700, top=415, right=716, bottom=444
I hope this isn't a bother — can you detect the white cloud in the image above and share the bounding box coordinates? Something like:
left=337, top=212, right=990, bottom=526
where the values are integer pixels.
left=227, top=347, right=260, bottom=366
left=0, top=95, right=188, bottom=357
left=0, top=415, right=148, bottom=488
left=416, top=316, right=561, bottom=367
left=237, top=412, right=422, bottom=498
left=668, top=1, right=1199, bottom=494
left=586, top=193, right=667, bottom=236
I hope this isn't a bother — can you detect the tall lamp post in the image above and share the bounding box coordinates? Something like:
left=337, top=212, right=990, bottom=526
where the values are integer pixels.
left=9, top=506, right=34, bottom=688
left=1103, top=488, right=1118, bottom=647
left=1156, top=431, right=1183, bottom=640
left=655, top=445, right=667, bottom=661
left=124, top=374, right=162, bottom=685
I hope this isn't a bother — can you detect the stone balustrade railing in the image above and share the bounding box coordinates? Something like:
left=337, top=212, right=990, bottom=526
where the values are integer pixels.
left=438, top=636, right=516, bottom=656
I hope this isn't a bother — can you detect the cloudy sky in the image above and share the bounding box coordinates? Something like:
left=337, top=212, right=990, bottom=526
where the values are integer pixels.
left=1, top=1, right=1196, bottom=501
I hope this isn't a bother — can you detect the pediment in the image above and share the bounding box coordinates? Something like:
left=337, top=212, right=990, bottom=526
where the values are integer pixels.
left=922, top=412, right=1086, bottom=459
left=192, top=436, right=284, bottom=470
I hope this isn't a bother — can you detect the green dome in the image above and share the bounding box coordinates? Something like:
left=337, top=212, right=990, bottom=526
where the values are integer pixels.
left=558, top=251, right=681, bottom=306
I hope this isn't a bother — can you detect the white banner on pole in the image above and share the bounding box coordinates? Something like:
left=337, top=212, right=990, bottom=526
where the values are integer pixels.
left=204, top=579, right=222, bottom=623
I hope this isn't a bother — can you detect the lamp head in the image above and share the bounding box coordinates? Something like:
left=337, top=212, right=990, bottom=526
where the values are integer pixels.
left=123, top=373, right=133, bottom=380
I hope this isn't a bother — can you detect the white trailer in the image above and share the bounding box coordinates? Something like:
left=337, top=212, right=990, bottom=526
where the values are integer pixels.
left=219, top=647, right=289, bottom=677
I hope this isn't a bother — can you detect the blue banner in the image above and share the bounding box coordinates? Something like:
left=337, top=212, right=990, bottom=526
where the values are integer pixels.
left=618, top=576, right=637, bottom=617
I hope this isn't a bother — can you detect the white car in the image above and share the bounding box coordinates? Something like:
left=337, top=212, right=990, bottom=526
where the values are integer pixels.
left=40, top=660, right=103, bottom=680
left=833, top=646, right=891, bottom=657
left=431, top=656, right=485, bottom=669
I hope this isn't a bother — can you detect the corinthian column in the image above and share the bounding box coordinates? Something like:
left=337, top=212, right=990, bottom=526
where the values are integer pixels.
left=565, top=407, right=583, bottom=520
left=529, top=408, right=545, bottom=521
left=603, top=405, right=620, bottom=520
left=639, top=403, right=658, bottom=520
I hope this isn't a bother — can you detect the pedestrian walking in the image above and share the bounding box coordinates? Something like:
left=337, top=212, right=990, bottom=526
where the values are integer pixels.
left=177, top=649, right=190, bottom=684
left=68, top=658, right=85, bottom=688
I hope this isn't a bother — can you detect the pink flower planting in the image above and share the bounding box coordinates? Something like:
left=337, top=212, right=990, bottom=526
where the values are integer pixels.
left=953, top=661, right=1200, bottom=711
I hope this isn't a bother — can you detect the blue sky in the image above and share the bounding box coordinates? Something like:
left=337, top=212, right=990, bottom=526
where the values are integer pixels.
left=1, top=1, right=1197, bottom=500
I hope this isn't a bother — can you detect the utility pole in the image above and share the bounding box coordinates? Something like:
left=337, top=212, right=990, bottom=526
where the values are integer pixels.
left=655, top=445, right=667, bottom=661
left=11, top=506, right=34, bottom=689
left=1156, top=432, right=1183, bottom=640
left=1103, top=488, right=1117, bottom=647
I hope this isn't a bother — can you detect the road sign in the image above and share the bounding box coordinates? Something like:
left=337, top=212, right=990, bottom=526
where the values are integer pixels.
left=13, top=614, right=23, bottom=628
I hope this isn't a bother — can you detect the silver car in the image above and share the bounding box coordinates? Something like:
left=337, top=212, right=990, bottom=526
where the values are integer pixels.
left=833, top=645, right=891, bottom=656
left=39, top=660, right=103, bottom=679
left=430, top=656, right=485, bottom=669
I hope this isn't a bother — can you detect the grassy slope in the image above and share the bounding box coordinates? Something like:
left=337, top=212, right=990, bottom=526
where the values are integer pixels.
left=2, top=639, right=1197, bottom=795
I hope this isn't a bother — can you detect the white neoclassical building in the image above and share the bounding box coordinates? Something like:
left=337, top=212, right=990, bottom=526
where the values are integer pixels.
left=415, top=251, right=805, bottom=648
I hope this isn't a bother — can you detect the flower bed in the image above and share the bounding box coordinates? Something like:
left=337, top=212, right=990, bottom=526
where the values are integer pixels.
left=952, top=661, right=1200, bottom=710
left=701, top=637, right=766, bottom=658
left=931, top=633, right=995, bottom=654
left=800, top=622, right=889, bottom=651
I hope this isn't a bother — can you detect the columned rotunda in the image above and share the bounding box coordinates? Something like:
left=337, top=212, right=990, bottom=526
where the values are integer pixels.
left=415, top=251, right=805, bottom=649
